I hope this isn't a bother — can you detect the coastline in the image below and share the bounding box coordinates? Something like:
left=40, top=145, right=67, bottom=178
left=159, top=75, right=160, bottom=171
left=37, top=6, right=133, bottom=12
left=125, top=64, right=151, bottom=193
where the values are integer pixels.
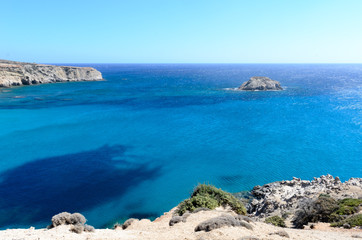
left=0, top=59, right=103, bottom=88
left=1, top=175, right=361, bottom=240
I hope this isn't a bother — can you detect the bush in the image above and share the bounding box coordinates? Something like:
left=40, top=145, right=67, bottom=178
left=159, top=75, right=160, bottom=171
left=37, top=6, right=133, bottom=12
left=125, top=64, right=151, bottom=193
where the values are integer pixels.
left=177, top=184, right=247, bottom=216
left=50, top=212, right=87, bottom=228
left=290, top=195, right=362, bottom=229
left=69, top=213, right=86, bottom=225
left=265, top=216, right=286, bottom=227
left=331, top=214, right=362, bottom=228
left=84, top=224, right=95, bottom=232
left=195, top=215, right=240, bottom=232
left=334, top=198, right=362, bottom=215
left=313, top=196, right=339, bottom=222
left=194, top=214, right=253, bottom=232
left=51, top=212, right=72, bottom=227
left=70, top=224, right=84, bottom=234
left=49, top=212, right=94, bottom=234
left=293, top=198, right=314, bottom=228
left=177, top=196, right=218, bottom=216
left=169, top=212, right=191, bottom=226
left=331, top=214, right=362, bottom=227
left=293, top=196, right=339, bottom=228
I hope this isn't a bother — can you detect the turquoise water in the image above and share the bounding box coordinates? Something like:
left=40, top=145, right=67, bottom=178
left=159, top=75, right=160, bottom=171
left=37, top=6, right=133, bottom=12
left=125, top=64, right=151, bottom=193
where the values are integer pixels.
left=0, top=64, right=361, bottom=229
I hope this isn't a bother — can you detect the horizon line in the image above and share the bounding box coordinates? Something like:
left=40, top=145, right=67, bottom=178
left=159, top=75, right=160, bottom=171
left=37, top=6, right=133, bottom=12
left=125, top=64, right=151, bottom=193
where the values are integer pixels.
left=4, top=59, right=362, bottom=65
left=46, top=62, right=362, bottom=65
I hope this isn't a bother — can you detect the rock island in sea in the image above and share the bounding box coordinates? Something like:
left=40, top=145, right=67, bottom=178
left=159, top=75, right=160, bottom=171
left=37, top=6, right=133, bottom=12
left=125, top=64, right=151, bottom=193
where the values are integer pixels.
left=0, top=59, right=103, bottom=88
left=239, top=76, right=283, bottom=91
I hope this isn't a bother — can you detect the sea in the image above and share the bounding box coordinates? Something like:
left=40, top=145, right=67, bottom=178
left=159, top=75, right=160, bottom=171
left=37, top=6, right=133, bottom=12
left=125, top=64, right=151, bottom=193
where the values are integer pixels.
left=0, top=64, right=361, bottom=229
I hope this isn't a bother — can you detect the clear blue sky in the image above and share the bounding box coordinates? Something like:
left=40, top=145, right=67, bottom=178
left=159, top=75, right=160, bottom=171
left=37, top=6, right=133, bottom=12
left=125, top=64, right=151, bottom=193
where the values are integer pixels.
left=1, top=0, right=362, bottom=63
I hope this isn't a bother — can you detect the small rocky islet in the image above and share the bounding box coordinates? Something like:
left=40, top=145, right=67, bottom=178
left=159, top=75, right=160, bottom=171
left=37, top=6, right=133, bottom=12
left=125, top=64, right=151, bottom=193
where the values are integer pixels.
left=238, top=76, right=283, bottom=91
left=0, top=59, right=102, bottom=88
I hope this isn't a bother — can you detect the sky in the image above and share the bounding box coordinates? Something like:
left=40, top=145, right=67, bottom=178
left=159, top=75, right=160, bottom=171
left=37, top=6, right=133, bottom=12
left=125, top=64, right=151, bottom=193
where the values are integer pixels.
left=1, top=0, right=362, bottom=63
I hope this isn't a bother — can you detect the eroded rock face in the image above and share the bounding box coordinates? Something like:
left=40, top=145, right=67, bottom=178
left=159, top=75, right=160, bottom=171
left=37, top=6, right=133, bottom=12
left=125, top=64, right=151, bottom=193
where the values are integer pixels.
left=246, top=175, right=362, bottom=221
left=239, top=77, right=283, bottom=91
left=0, top=59, right=103, bottom=88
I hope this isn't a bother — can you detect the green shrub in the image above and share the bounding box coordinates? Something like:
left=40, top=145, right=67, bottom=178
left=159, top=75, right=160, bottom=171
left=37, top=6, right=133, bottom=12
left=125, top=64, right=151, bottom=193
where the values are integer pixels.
left=329, top=212, right=346, bottom=223
left=330, top=214, right=362, bottom=228
left=333, top=198, right=362, bottom=215
left=193, top=194, right=219, bottom=209
left=334, top=205, right=356, bottom=216
left=338, top=198, right=362, bottom=207
left=265, top=216, right=286, bottom=227
left=177, top=184, right=246, bottom=216
left=177, top=195, right=218, bottom=216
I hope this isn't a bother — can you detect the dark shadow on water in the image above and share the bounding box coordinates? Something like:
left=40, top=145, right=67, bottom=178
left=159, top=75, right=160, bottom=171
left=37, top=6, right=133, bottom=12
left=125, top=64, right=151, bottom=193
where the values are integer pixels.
left=218, top=174, right=245, bottom=187
left=0, top=145, right=162, bottom=227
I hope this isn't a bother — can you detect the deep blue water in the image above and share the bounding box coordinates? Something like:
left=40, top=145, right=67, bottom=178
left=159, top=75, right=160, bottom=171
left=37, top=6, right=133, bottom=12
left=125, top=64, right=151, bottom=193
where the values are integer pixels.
left=0, top=64, right=361, bottom=229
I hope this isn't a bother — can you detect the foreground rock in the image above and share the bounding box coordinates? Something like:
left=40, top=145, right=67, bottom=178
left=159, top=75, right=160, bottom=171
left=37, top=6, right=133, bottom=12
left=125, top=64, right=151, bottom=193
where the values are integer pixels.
left=239, top=76, right=283, bottom=91
left=0, top=59, right=102, bottom=88
left=247, top=175, right=362, bottom=225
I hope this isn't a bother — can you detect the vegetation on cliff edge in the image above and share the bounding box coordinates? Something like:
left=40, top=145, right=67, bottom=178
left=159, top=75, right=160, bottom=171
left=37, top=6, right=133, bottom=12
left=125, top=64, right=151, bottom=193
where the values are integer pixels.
left=176, top=184, right=247, bottom=216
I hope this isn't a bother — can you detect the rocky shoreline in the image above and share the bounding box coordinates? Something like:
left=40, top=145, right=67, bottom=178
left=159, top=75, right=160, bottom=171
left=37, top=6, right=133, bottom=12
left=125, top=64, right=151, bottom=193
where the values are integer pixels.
left=0, top=175, right=361, bottom=240
left=246, top=175, right=362, bottom=222
left=0, top=59, right=103, bottom=88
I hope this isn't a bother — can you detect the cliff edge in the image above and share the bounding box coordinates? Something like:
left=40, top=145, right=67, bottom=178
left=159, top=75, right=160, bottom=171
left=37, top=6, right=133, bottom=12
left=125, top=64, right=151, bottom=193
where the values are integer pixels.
left=0, top=207, right=360, bottom=240
left=0, top=175, right=361, bottom=240
left=0, top=59, right=103, bottom=88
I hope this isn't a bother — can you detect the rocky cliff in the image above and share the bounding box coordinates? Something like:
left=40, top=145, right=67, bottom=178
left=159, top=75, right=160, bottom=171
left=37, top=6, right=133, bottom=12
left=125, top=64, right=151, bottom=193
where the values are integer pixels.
left=246, top=175, right=362, bottom=223
left=239, top=77, right=283, bottom=91
left=0, top=59, right=103, bottom=88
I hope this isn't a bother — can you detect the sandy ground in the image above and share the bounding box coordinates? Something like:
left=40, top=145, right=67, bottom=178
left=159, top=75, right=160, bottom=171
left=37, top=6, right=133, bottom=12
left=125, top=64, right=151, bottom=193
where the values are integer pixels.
left=1, top=207, right=361, bottom=240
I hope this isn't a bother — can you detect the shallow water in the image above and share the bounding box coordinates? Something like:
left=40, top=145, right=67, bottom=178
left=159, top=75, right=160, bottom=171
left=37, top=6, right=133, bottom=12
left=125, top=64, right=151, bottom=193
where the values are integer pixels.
left=0, top=64, right=361, bottom=229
